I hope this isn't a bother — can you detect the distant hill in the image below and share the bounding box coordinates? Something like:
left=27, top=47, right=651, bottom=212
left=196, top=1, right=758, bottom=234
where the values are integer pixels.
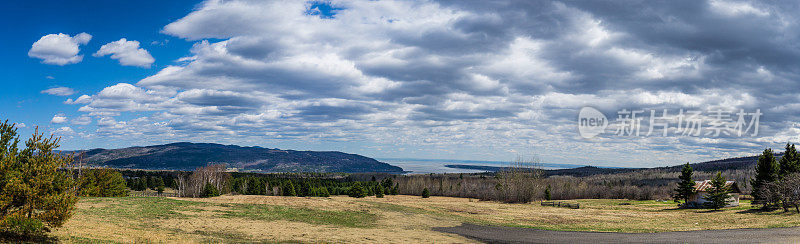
left=446, top=153, right=778, bottom=177
left=656, top=154, right=778, bottom=172
left=445, top=164, right=637, bottom=177
left=66, top=142, right=403, bottom=173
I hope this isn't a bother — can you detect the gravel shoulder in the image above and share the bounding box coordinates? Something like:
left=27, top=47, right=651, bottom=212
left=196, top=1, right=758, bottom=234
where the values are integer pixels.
left=434, top=223, right=800, bottom=244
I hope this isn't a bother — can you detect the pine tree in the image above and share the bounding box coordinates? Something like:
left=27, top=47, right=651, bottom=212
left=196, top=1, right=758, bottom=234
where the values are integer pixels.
left=391, top=185, right=398, bottom=195
left=0, top=123, right=78, bottom=236
left=348, top=182, right=366, bottom=198
left=202, top=182, right=220, bottom=198
left=155, top=177, right=165, bottom=195
left=284, top=182, right=296, bottom=196
left=779, top=143, right=800, bottom=177
left=375, top=185, right=384, bottom=198
left=78, top=168, right=128, bottom=197
left=319, top=187, right=330, bottom=197
left=421, top=188, right=430, bottom=198
left=544, top=185, right=552, bottom=201
left=673, top=162, right=695, bottom=204
left=704, top=172, right=731, bottom=210
left=752, top=148, right=779, bottom=204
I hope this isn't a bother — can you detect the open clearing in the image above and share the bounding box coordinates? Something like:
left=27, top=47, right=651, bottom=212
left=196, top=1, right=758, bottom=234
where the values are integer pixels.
left=52, top=195, right=800, bottom=243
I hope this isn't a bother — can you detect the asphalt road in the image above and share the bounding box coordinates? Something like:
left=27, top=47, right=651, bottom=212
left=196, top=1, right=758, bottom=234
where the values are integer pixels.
left=434, top=223, right=800, bottom=244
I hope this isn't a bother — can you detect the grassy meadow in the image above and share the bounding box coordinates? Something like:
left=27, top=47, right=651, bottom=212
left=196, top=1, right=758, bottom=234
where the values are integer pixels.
left=47, top=195, right=800, bottom=243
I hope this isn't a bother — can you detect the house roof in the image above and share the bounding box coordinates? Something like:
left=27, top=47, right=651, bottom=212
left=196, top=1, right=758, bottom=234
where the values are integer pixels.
left=694, top=180, right=741, bottom=193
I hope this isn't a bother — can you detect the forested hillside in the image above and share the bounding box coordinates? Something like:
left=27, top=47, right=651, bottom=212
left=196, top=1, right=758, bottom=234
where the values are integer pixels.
left=67, top=142, right=403, bottom=173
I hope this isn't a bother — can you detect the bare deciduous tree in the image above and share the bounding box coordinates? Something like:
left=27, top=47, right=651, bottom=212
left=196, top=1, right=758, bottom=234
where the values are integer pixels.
left=177, top=164, right=230, bottom=198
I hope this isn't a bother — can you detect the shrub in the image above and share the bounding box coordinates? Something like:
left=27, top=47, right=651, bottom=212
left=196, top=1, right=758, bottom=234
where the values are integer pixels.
left=0, top=214, right=47, bottom=237
left=422, top=188, right=430, bottom=198
left=495, top=156, right=542, bottom=203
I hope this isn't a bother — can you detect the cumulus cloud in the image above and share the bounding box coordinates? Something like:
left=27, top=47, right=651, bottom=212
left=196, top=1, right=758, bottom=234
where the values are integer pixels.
left=65, top=95, right=92, bottom=104
left=51, top=115, right=68, bottom=124
left=28, top=32, right=91, bottom=65
left=41, top=87, right=76, bottom=96
left=65, top=0, right=800, bottom=167
left=94, top=38, right=155, bottom=68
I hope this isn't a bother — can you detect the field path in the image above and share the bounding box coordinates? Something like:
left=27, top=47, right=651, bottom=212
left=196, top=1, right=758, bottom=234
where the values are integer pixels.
left=434, top=223, right=800, bottom=244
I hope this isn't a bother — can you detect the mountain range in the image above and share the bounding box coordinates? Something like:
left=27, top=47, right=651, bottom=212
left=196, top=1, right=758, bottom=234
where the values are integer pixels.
left=67, top=142, right=404, bottom=173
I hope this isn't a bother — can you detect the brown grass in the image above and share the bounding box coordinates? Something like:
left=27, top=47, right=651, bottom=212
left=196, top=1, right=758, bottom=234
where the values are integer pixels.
left=52, top=195, right=800, bottom=243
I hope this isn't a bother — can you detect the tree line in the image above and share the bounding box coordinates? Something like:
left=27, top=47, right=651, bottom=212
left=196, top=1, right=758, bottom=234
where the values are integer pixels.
left=750, top=144, right=800, bottom=212
left=175, top=167, right=400, bottom=198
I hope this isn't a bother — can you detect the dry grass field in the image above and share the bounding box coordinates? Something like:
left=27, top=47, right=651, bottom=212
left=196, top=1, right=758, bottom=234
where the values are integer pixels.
left=51, top=195, right=800, bottom=243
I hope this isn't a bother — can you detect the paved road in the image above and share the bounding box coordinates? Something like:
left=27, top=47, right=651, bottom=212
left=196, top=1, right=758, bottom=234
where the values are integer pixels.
left=434, top=223, right=800, bottom=244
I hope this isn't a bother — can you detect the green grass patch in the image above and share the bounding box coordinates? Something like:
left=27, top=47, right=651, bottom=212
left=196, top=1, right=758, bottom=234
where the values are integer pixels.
left=218, top=203, right=378, bottom=228
left=79, top=197, right=206, bottom=220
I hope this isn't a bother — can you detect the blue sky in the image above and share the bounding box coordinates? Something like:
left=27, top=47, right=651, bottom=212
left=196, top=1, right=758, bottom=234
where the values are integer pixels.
left=0, top=0, right=197, bottom=145
left=3, top=0, right=800, bottom=167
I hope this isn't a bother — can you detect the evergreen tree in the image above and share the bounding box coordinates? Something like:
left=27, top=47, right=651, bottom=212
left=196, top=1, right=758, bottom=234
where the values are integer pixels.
left=779, top=143, right=800, bottom=177
left=78, top=169, right=128, bottom=197
left=673, top=162, right=695, bottom=204
left=704, top=172, right=731, bottom=210
left=381, top=177, right=393, bottom=189
left=391, top=185, right=398, bottom=195
left=284, top=182, right=296, bottom=196
left=544, top=185, right=552, bottom=201
left=201, top=182, right=220, bottom=198
left=421, top=188, right=430, bottom=198
left=752, top=148, right=779, bottom=204
left=348, top=182, right=367, bottom=198
left=0, top=123, right=78, bottom=236
left=155, top=177, right=165, bottom=191
left=246, top=178, right=263, bottom=195
left=319, top=187, right=330, bottom=197
left=147, top=176, right=156, bottom=190
left=375, top=185, right=384, bottom=198
left=298, top=181, right=310, bottom=197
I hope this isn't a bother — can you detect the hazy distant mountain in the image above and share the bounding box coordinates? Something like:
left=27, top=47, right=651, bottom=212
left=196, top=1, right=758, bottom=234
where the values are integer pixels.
left=447, top=153, right=778, bottom=176
left=67, top=142, right=403, bottom=173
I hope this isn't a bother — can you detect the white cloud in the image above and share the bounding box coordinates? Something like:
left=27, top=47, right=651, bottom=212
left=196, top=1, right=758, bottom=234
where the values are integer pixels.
left=65, top=95, right=92, bottom=104
left=51, top=115, right=68, bottom=124
left=94, top=38, right=155, bottom=68
left=72, top=116, right=92, bottom=125
left=55, top=126, right=75, bottom=134
left=62, top=0, right=800, bottom=166
left=709, top=0, right=769, bottom=17
left=16, top=123, right=26, bottom=128
left=41, top=87, right=76, bottom=96
left=28, top=33, right=92, bottom=65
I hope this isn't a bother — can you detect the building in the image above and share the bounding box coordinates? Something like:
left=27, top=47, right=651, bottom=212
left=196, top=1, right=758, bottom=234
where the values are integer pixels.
left=687, top=180, right=742, bottom=208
